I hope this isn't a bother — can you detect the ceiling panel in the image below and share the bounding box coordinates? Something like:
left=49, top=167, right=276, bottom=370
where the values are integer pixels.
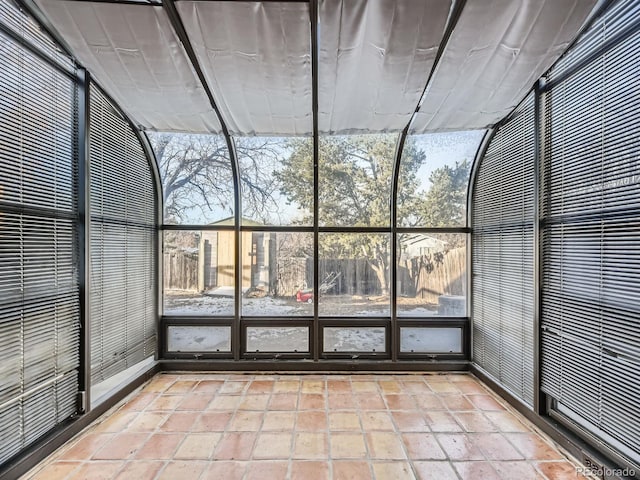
left=34, top=1, right=221, bottom=133
left=410, top=0, right=598, bottom=133
left=177, top=1, right=312, bottom=136
left=319, top=0, right=453, bottom=135
left=33, top=0, right=601, bottom=136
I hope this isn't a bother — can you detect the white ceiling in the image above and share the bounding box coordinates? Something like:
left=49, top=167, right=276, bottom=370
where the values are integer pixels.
left=35, top=0, right=598, bottom=136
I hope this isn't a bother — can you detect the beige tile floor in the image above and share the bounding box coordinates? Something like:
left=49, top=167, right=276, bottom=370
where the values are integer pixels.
left=24, top=373, right=589, bottom=480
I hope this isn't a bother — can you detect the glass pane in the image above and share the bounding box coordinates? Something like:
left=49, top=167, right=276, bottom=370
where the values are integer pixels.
left=241, top=232, right=313, bottom=316
left=400, top=327, right=462, bottom=353
left=397, top=131, right=484, bottom=227
left=149, top=133, right=234, bottom=225
left=319, top=233, right=390, bottom=317
left=323, top=327, right=386, bottom=353
left=319, top=134, right=398, bottom=227
left=163, top=231, right=234, bottom=316
left=397, top=233, right=466, bottom=317
left=237, top=137, right=313, bottom=225
left=167, top=326, right=231, bottom=352
left=246, top=326, right=309, bottom=352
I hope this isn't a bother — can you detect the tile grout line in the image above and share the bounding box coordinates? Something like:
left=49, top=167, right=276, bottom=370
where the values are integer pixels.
left=24, top=372, right=588, bottom=480
left=410, top=375, right=464, bottom=480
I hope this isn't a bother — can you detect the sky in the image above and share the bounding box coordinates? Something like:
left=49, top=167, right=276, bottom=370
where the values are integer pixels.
left=411, top=130, right=486, bottom=190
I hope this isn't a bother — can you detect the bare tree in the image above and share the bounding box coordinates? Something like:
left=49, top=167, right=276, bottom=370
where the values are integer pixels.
left=149, top=133, right=286, bottom=224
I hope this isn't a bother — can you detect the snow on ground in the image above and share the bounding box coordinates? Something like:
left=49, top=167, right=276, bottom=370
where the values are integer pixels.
left=167, top=325, right=230, bottom=352
left=164, top=292, right=452, bottom=353
left=164, top=292, right=440, bottom=317
left=324, top=327, right=385, bottom=352
left=246, top=326, right=309, bottom=352
left=165, top=295, right=235, bottom=316
left=400, top=327, right=462, bottom=353
left=397, top=307, right=439, bottom=317
left=164, top=293, right=312, bottom=316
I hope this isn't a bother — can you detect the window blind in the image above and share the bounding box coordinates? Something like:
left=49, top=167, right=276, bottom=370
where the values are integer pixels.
left=0, top=21, right=79, bottom=465
left=472, top=93, right=535, bottom=407
left=89, top=85, right=157, bottom=386
left=0, top=0, right=73, bottom=73
left=541, top=0, right=640, bottom=464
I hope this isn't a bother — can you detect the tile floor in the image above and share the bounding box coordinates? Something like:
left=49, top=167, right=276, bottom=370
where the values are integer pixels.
left=24, top=373, right=589, bottom=480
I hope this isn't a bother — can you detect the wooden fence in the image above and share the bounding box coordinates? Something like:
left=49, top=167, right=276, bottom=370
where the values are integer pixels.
left=163, top=251, right=198, bottom=291
left=314, top=258, right=380, bottom=295
left=398, top=247, right=465, bottom=304
left=163, top=246, right=465, bottom=303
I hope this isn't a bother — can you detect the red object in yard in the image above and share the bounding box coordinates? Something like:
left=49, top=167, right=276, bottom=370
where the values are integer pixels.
left=296, top=289, right=314, bottom=303
left=295, top=272, right=342, bottom=304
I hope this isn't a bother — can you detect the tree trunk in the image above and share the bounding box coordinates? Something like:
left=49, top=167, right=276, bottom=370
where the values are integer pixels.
left=371, top=261, right=389, bottom=295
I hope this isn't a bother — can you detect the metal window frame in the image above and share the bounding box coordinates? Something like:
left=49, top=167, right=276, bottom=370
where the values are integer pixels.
left=154, top=0, right=472, bottom=364
left=396, top=318, right=469, bottom=360
left=163, top=318, right=233, bottom=359
left=77, top=68, right=91, bottom=413
left=310, top=0, right=320, bottom=361
left=532, top=78, right=544, bottom=415
left=242, top=319, right=313, bottom=359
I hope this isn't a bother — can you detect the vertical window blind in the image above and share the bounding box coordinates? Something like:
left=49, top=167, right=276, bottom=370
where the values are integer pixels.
left=472, top=93, right=535, bottom=407
left=0, top=0, right=79, bottom=464
left=541, top=0, right=640, bottom=464
left=89, top=85, right=157, bottom=386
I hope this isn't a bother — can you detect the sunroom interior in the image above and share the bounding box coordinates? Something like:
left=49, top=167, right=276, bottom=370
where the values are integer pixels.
left=1, top=0, right=639, bottom=478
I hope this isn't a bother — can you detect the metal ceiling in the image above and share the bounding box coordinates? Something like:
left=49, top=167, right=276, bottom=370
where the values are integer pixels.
left=33, top=0, right=598, bottom=136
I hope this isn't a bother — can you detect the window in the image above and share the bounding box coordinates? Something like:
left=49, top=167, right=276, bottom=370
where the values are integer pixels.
left=319, top=233, right=390, bottom=317
left=150, top=133, right=234, bottom=225
left=237, top=137, right=313, bottom=226
left=163, top=230, right=234, bottom=317
left=89, top=85, right=157, bottom=387
left=323, top=327, right=386, bottom=353
left=246, top=326, right=309, bottom=353
left=167, top=326, right=231, bottom=353
left=318, top=134, right=397, bottom=227
left=397, top=131, right=484, bottom=227
left=397, top=233, right=467, bottom=317
left=241, top=232, right=313, bottom=317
